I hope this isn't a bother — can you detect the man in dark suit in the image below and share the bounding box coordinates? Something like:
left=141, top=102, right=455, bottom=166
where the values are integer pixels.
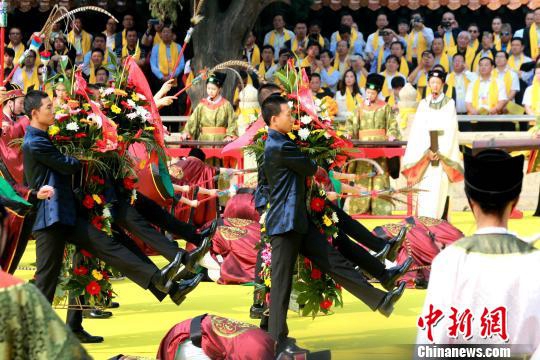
left=22, top=91, right=204, bottom=342
left=262, top=95, right=406, bottom=357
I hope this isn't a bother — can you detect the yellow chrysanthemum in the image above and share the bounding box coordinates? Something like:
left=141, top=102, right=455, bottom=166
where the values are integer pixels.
left=92, top=194, right=103, bottom=205
left=264, top=278, right=271, bottom=287
left=92, top=269, right=103, bottom=281
left=131, top=93, right=140, bottom=102
left=288, top=132, right=296, bottom=140
left=117, top=135, right=124, bottom=142
left=144, top=126, right=155, bottom=131
left=322, top=215, right=332, bottom=227
left=114, top=89, right=128, bottom=97
left=48, top=125, right=60, bottom=136
left=111, top=104, right=121, bottom=114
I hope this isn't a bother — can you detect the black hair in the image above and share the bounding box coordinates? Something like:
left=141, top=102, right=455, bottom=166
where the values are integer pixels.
left=337, top=69, right=360, bottom=97
left=385, top=55, right=400, bottom=65
left=310, top=73, right=321, bottom=80
left=390, top=41, right=404, bottom=50
left=188, top=148, right=206, bottom=162
left=261, top=45, right=275, bottom=53
left=91, top=48, right=105, bottom=57
left=4, top=47, right=15, bottom=58
left=511, top=37, right=523, bottom=45
left=391, top=76, right=405, bottom=89
left=93, top=33, right=106, bottom=41
left=96, top=66, right=109, bottom=77
left=125, top=28, right=138, bottom=36
left=479, top=57, right=494, bottom=66
left=24, top=90, right=49, bottom=116
left=452, top=52, right=465, bottom=61
left=320, top=49, right=333, bottom=58
left=261, top=95, right=288, bottom=126
left=258, top=83, right=282, bottom=105
left=278, top=48, right=291, bottom=57
left=495, top=51, right=509, bottom=60
left=339, top=25, right=351, bottom=35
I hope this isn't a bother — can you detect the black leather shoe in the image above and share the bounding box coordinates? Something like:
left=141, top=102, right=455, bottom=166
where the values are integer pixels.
left=379, top=257, right=413, bottom=291
left=250, top=304, right=264, bottom=319
left=107, top=301, right=120, bottom=309
left=73, top=329, right=104, bottom=343
left=276, top=340, right=310, bottom=360
left=169, top=272, right=204, bottom=305
left=387, top=227, right=407, bottom=262
left=375, top=244, right=390, bottom=263
left=83, top=309, right=113, bottom=319
left=378, top=281, right=406, bottom=318
left=153, top=251, right=185, bottom=294
left=199, top=218, right=219, bottom=239
left=183, top=236, right=211, bottom=273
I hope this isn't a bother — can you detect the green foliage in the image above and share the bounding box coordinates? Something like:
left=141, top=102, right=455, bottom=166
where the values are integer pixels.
left=148, top=0, right=184, bottom=22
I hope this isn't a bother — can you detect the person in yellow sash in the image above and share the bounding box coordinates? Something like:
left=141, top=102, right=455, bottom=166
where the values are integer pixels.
left=514, top=11, right=534, bottom=39
left=334, top=68, right=363, bottom=119
left=499, top=24, right=513, bottom=54
left=492, top=17, right=503, bottom=51
left=116, top=28, right=146, bottom=67
left=406, top=13, right=434, bottom=68
left=493, top=51, right=521, bottom=114
left=471, top=32, right=497, bottom=72
left=350, top=54, right=367, bottom=90
left=523, top=62, right=540, bottom=116
left=439, top=11, right=460, bottom=53
left=523, top=8, right=540, bottom=60
left=447, top=53, right=476, bottom=115
left=67, top=17, right=93, bottom=65
left=286, top=22, right=309, bottom=60
left=371, top=28, right=403, bottom=73
left=182, top=72, right=237, bottom=142
left=142, top=19, right=165, bottom=48
left=431, top=37, right=451, bottom=72
left=330, top=12, right=365, bottom=54
left=94, top=67, right=110, bottom=85
left=83, top=49, right=105, bottom=84
left=344, top=73, right=400, bottom=215
left=397, top=19, right=410, bottom=40
left=7, top=27, right=25, bottom=64
left=114, top=14, right=137, bottom=51
left=50, top=34, right=77, bottom=69
left=320, top=49, right=341, bottom=92
left=3, top=48, right=15, bottom=78
left=257, top=45, right=275, bottom=79
left=390, top=41, right=412, bottom=77
left=297, top=41, right=321, bottom=73
left=263, top=14, right=295, bottom=61
left=467, top=24, right=481, bottom=54
left=13, top=50, right=40, bottom=92
left=508, top=38, right=533, bottom=84
left=365, top=13, right=389, bottom=62
left=446, top=31, right=475, bottom=70
left=408, top=50, right=435, bottom=96
left=379, top=55, right=407, bottom=99
left=243, top=31, right=261, bottom=67
left=265, top=48, right=290, bottom=83
left=82, top=34, right=113, bottom=71
left=333, top=39, right=351, bottom=74
left=309, top=73, right=334, bottom=100
left=466, top=57, right=507, bottom=117
left=308, top=21, right=329, bottom=50
left=103, top=17, right=117, bottom=51
left=150, top=24, right=184, bottom=84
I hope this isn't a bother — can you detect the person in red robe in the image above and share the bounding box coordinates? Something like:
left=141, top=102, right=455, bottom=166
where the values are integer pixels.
left=156, top=314, right=274, bottom=360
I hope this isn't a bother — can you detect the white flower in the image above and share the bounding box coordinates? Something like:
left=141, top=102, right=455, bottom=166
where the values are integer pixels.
left=136, top=106, right=149, bottom=120
left=331, top=212, right=339, bottom=223
left=102, top=87, right=115, bottom=96
left=259, top=211, right=267, bottom=225
left=332, top=232, right=338, bottom=238
left=66, top=122, right=79, bottom=131
left=323, top=131, right=331, bottom=139
left=314, top=98, right=322, bottom=107
left=87, top=113, right=102, bottom=129
left=298, top=127, right=310, bottom=140
left=102, top=207, right=112, bottom=218
left=127, top=99, right=137, bottom=108
left=137, top=93, right=146, bottom=101
left=126, top=112, right=139, bottom=120
left=288, top=101, right=294, bottom=109
left=300, top=115, right=312, bottom=125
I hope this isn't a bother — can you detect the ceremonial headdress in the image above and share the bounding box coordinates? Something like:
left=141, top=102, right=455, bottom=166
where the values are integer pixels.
left=428, top=69, right=446, bottom=82
left=1, top=84, right=25, bottom=104
left=207, top=72, right=227, bottom=87
left=366, top=73, right=385, bottom=92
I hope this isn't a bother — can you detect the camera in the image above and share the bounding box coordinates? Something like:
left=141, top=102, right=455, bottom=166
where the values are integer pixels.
left=379, top=31, right=389, bottom=36
left=411, top=16, right=423, bottom=25
left=441, top=20, right=452, bottom=29
left=149, top=19, right=160, bottom=26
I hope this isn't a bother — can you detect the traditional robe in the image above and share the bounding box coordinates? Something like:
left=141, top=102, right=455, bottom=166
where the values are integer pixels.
left=402, top=95, right=463, bottom=218
left=0, top=271, right=90, bottom=359
left=185, top=97, right=237, bottom=141
left=416, top=232, right=540, bottom=358
left=345, top=100, right=400, bottom=215
left=157, top=314, right=274, bottom=360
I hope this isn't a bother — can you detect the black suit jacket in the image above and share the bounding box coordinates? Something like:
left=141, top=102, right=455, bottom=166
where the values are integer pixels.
left=522, top=26, right=538, bottom=59
left=264, top=129, right=317, bottom=236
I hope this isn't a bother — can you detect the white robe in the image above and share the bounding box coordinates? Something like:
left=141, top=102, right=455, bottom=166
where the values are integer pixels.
left=403, top=95, right=461, bottom=218
left=416, top=233, right=540, bottom=358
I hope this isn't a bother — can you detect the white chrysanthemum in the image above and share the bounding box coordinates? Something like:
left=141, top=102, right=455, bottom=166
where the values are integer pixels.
left=314, top=98, right=322, bottom=107
left=259, top=211, right=267, bottom=225
left=298, top=127, right=310, bottom=140
left=66, top=122, right=79, bottom=131
left=136, top=106, right=149, bottom=119
left=137, top=93, right=146, bottom=100
left=102, top=207, right=112, bottom=218
left=300, top=115, right=312, bottom=125
left=288, top=101, right=294, bottom=108
left=331, top=212, right=339, bottom=223
left=126, top=112, right=139, bottom=120
left=87, top=113, right=102, bottom=129
left=127, top=99, right=137, bottom=108
left=102, top=87, right=115, bottom=96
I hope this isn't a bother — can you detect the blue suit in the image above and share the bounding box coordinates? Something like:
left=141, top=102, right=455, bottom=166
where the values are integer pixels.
left=22, top=126, right=82, bottom=232
left=263, top=129, right=317, bottom=236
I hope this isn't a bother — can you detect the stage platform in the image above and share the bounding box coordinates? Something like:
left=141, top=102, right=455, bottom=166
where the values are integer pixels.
left=13, top=212, right=540, bottom=360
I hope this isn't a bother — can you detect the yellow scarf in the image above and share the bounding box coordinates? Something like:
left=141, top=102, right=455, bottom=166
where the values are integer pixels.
left=376, top=46, right=387, bottom=73
left=315, top=34, right=325, bottom=48
left=258, top=61, right=274, bottom=77
left=387, top=93, right=396, bottom=107
left=267, top=30, right=292, bottom=47
left=158, top=42, right=179, bottom=78
left=469, top=39, right=480, bottom=54
left=399, top=57, right=409, bottom=76
left=300, top=57, right=315, bottom=68
left=345, top=88, right=362, bottom=112
left=332, top=55, right=349, bottom=72
left=89, top=61, right=97, bottom=83
left=338, top=28, right=359, bottom=44
left=529, top=23, right=539, bottom=60
left=67, top=30, right=92, bottom=56
left=357, top=71, right=366, bottom=88
left=472, top=51, right=494, bottom=72
left=381, top=72, right=404, bottom=98
left=447, top=46, right=475, bottom=70
left=153, top=32, right=163, bottom=45
left=507, top=55, right=524, bottom=72
left=415, top=70, right=428, bottom=101
left=370, top=31, right=379, bottom=53
left=492, top=68, right=512, bottom=96
left=471, top=77, right=499, bottom=111
left=406, top=30, right=427, bottom=62
left=8, top=42, right=25, bottom=63
left=443, top=31, right=455, bottom=52
left=291, top=37, right=308, bottom=57
left=493, top=33, right=502, bottom=51
left=531, top=79, right=540, bottom=114
left=22, top=67, right=39, bottom=92
left=246, top=45, right=260, bottom=66
left=122, top=43, right=141, bottom=61
left=446, top=72, right=470, bottom=93
left=435, top=54, right=450, bottom=72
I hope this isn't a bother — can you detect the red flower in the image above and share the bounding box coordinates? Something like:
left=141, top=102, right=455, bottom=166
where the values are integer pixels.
left=86, top=281, right=101, bottom=296
left=107, top=290, right=113, bottom=297
left=82, top=195, right=94, bottom=209
left=90, top=175, right=105, bottom=185
left=303, top=258, right=312, bottom=268
left=74, top=266, right=88, bottom=276
left=101, top=270, right=110, bottom=280
left=310, top=197, right=325, bottom=212
left=80, top=249, right=93, bottom=258
left=55, top=114, right=69, bottom=123
left=335, top=283, right=342, bottom=290
left=74, top=133, right=87, bottom=139
left=123, top=177, right=136, bottom=190
left=320, top=299, right=333, bottom=310
left=261, top=134, right=268, bottom=141
left=54, top=135, right=72, bottom=141
left=310, top=268, right=322, bottom=280
left=91, top=216, right=103, bottom=230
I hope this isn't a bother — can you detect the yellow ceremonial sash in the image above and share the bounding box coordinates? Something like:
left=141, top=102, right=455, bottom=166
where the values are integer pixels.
left=153, top=32, right=163, bottom=45
left=507, top=55, right=524, bottom=72
left=358, top=72, right=366, bottom=88
left=300, top=57, right=314, bottom=68
left=345, top=88, right=362, bottom=112
left=447, top=46, right=475, bottom=70
left=472, top=51, right=494, bottom=72
left=472, top=78, right=499, bottom=111
left=258, top=61, right=274, bottom=77
left=406, top=30, right=427, bottom=62
left=370, top=31, right=379, bottom=53
left=22, top=67, right=39, bottom=92
left=443, top=31, right=456, bottom=52
left=89, top=61, right=96, bottom=83
left=399, top=57, right=409, bottom=77
left=315, top=34, right=325, bottom=48
left=492, top=68, right=512, bottom=96
left=67, top=30, right=92, bottom=55
left=446, top=72, right=469, bottom=93
left=436, top=55, right=450, bottom=72
left=250, top=45, right=260, bottom=66
left=387, top=93, right=396, bottom=107
left=332, top=55, right=348, bottom=72
left=292, top=37, right=308, bottom=57
left=493, top=33, right=502, bottom=51
left=268, top=30, right=292, bottom=47
left=158, top=42, right=179, bottom=78
left=470, top=39, right=479, bottom=53
left=8, top=42, right=25, bottom=63
left=530, top=23, right=539, bottom=60
left=381, top=72, right=405, bottom=98
left=416, top=71, right=428, bottom=101
left=531, top=79, right=540, bottom=114
left=337, top=27, right=359, bottom=44
left=122, top=43, right=141, bottom=61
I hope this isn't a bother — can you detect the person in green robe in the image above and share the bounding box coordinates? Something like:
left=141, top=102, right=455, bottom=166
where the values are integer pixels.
left=345, top=73, right=401, bottom=215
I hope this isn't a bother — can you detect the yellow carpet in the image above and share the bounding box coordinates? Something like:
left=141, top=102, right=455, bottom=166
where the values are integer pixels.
left=13, top=212, right=540, bottom=359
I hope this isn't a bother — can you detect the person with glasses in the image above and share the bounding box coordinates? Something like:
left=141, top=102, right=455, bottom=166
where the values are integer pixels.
left=499, top=23, right=513, bottom=53
left=471, top=32, right=496, bottom=72
left=447, top=31, right=475, bottom=70
left=467, top=24, right=480, bottom=54
left=7, top=27, right=25, bottom=64
left=493, top=51, right=521, bottom=115
left=365, top=13, right=389, bottom=62
left=371, top=28, right=403, bottom=73
left=103, top=17, right=118, bottom=51
left=405, top=12, right=434, bottom=69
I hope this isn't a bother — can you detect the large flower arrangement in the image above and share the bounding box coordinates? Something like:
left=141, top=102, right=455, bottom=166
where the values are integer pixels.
left=250, top=63, right=351, bottom=317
